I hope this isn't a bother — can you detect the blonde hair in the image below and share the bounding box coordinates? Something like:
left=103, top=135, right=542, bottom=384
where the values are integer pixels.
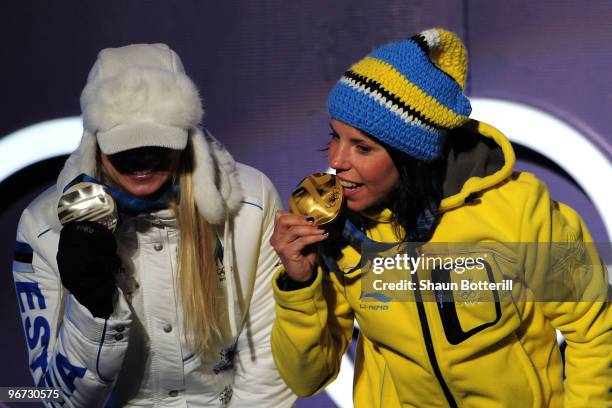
left=173, top=141, right=226, bottom=355
left=94, top=142, right=225, bottom=356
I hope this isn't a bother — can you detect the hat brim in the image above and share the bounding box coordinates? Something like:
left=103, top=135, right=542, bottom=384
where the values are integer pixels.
left=97, top=122, right=188, bottom=155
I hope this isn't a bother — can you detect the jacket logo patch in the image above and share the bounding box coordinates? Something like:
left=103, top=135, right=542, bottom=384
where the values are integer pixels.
left=213, top=343, right=237, bottom=374
left=359, top=303, right=389, bottom=311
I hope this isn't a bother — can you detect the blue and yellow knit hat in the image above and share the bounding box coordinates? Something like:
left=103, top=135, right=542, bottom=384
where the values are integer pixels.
left=327, top=28, right=471, bottom=161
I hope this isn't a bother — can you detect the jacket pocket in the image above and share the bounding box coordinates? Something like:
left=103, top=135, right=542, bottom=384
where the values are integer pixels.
left=432, top=258, right=502, bottom=345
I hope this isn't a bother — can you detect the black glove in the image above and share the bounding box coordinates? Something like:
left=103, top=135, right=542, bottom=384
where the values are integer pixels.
left=57, top=221, right=121, bottom=318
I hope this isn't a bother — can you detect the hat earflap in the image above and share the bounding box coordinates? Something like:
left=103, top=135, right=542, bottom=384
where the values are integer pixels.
left=56, top=130, right=98, bottom=196
left=190, top=128, right=243, bottom=224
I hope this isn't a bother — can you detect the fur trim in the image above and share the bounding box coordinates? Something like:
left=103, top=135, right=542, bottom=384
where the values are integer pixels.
left=55, top=128, right=242, bottom=225
left=56, top=130, right=97, bottom=196
left=81, top=66, right=203, bottom=133
left=191, top=129, right=243, bottom=224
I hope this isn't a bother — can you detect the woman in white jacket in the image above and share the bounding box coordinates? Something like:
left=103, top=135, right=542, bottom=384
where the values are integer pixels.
left=12, top=43, right=295, bottom=407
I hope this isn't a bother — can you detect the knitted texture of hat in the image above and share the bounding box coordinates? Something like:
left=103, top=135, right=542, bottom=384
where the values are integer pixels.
left=327, top=28, right=471, bottom=161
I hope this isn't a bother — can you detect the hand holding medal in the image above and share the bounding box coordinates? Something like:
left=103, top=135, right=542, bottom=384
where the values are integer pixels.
left=271, top=173, right=344, bottom=283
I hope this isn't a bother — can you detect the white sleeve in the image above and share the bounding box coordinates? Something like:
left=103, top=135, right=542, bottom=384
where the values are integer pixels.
left=229, top=174, right=296, bottom=407
left=13, top=210, right=132, bottom=408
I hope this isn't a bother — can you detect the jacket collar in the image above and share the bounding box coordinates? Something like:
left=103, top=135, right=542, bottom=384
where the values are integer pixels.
left=438, top=119, right=515, bottom=213
left=117, top=208, right=179, bottom=233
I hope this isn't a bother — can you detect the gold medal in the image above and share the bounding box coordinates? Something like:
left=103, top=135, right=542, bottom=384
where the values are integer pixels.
left=288, top=173, right=343, bottom=226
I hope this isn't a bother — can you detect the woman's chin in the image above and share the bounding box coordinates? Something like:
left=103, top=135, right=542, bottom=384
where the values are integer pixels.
left=346, top=196, right=386, bottom=213
left=346, top=199, right=371, bottom=213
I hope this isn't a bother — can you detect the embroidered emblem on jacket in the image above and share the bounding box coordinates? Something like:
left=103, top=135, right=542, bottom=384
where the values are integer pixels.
left=213, top=343, right=237, bottom=374
left=218, top=385, right=233, bottom=405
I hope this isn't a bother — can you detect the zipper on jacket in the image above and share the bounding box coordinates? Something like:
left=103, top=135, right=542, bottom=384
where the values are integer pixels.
left=411, top=272, right=458, bottom=408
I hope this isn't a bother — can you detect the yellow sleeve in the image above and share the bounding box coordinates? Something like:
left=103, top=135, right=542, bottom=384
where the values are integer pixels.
left=518, top=174, right=611, bottom=407
left=271, top=265, right=355, bottom=397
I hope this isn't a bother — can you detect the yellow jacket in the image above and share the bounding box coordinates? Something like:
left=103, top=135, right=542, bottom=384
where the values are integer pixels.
left=271, top=120, right=611, bottom=407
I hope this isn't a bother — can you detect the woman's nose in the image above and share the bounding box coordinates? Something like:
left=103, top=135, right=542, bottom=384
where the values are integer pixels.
left=329, top=148, right=349, bottom=171
left=327, top=141, right=351, bottom=170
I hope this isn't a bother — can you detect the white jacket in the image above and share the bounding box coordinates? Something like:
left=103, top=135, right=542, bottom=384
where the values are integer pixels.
left=13, top=131, right=296, bottom=407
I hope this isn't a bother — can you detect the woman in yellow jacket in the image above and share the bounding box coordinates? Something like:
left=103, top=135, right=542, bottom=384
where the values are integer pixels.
left=270, top=28, right=610, bottom=407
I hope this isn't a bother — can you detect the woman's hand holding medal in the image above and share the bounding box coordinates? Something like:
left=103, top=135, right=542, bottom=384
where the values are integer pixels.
left=270, top=211, right=327, bottom=282
left=270, top=173, right=343, bottom=283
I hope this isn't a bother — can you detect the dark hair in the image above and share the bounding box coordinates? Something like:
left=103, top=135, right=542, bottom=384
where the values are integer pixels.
left=382, top=141, right=446, bottom=242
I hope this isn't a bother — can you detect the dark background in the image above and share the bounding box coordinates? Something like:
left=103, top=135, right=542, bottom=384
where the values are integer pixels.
left=1, top=1, right=611, bottom=407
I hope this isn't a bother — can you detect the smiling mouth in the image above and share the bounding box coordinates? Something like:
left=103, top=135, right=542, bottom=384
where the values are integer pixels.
left=126, top=170, right=159, bottom=181
left=338, top=179, right=364, bottom=190
left=131, top=169, right=155, bottom=175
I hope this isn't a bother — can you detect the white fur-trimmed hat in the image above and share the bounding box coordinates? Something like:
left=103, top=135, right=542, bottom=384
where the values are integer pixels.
left=80, top=43, right=203, bottom=154
left=58, top=43, right=243, bottom=225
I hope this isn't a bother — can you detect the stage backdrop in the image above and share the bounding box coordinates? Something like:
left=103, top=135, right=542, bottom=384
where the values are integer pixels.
left=1, top=1, right=610, bottom=407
